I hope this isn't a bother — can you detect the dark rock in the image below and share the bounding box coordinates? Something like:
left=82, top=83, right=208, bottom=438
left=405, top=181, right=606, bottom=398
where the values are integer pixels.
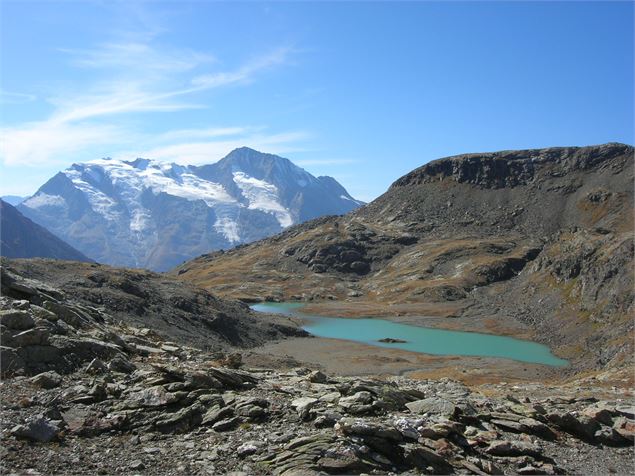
left=547, top=411, right=600, bottom=441
left=308, top=370, right=328, bottom=383
left=212, top=416, right=241, bottom=432
left=30, top=370, right=63, bottom=389
left=11, top=327, right=50, bottom=347
left=0, top=309, right=34, bottom=330
left=107, top=355, right=137, bottom=374
left=11, top=416, right=61, bottom=442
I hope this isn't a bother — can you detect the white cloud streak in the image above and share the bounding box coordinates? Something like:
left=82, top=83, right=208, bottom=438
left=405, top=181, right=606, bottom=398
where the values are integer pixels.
left=117, top=129, right=310, bottom=165
left=295, top=158, right=360, bottom=166
left=0, top=90, right=37, bottom=104
left=1, top=40, right=300, bottom=167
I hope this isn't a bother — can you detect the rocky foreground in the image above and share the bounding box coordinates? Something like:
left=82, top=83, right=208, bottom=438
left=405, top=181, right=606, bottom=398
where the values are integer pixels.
left=1, top=262, right=634, bottom=475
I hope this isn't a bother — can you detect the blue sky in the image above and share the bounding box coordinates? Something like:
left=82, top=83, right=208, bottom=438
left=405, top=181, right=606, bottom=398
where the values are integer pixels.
left=1, top=1, right=633, bottom=200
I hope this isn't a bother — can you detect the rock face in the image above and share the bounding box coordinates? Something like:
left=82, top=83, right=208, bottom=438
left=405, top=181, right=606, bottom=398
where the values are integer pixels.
left=0, top=200, right=91, bottom=262
left=17, top=147, right=362, bottom=271
left=174, top=143, right=634, bottom=371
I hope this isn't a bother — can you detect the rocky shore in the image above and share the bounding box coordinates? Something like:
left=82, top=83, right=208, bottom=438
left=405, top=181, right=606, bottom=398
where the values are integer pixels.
left=1, top=261, right=634, bottom=475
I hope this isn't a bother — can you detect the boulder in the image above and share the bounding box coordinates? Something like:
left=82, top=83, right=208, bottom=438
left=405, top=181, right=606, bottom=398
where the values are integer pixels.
left=0, top=346, right=25, bottom=376
left=11, top=416, right=61, bottom=442
left=338, top=391, right=373, bottom=414
left=406, top=397, right=458, bottom=418
left=129, top=386, right=182, bottom=407
left=11, top=327, right=50, bottom=347
left=154, top=403, right=204, bottom=433
left=30, top=371, right=63, bottom=389
left=86, top=358, right=108, bottom=374
left=402, top=443, right=453, bottom=474
left=308, top=370, right=328, bottom=383
left=107, top=355, right=137, bottom=374
left=485, top=440, right=542, bottom=457
left=335, top=418, right=402, bottom=442
left=291, top=397, right=318, bottom=420
left=212, top=416, right=240, bottom=432
left=0, top=310, right=34, bottom=331
left=547, top=411, right=600, bottom=441
left=202, top=406, right=234, bottom=426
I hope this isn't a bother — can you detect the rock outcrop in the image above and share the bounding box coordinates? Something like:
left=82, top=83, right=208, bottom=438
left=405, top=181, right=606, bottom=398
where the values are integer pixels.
left=0, top=258, right=305, bottom=378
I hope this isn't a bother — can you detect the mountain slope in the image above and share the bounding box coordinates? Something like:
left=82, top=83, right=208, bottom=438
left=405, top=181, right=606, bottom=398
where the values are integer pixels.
left=18, top=148, right=363, bottom=271
left=0, top=200, right=91, bottom=262
left=174, top=143, right=634, bottom=371
left=1, top=196, right=25, bottom=206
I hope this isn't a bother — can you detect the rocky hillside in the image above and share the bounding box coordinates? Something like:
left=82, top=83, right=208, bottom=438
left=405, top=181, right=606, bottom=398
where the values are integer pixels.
left=174, top=143, right=634, bottom=371
left=0, top=258, right=304, bottom=377
left=18, top=147, right=362, bottom=271
left=0, top=200, right=91, bottom=262
left=1, top=257, right=633, bottom=475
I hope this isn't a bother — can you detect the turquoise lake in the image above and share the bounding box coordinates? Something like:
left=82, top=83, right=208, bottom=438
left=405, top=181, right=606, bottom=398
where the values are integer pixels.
left=252, top=302, right=568, bottom=367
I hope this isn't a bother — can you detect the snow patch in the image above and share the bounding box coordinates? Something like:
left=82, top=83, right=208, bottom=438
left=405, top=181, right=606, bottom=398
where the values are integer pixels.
left=233, top=171, right=293, bottom=228
left=22, top=193, right=67, bottom=209
left=65, top=169, right=121, bottom=222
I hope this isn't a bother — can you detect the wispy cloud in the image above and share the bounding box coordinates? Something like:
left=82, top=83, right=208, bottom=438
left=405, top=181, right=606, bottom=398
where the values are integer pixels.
left=295, top=158, right=360, bottom=166
left=117, top=128, right=310, bottom=165
left=191, top=47, right=292, bottom=89
left=0, top=89, right=37, bottom=104
left=1, top=121, right=126, bottom=166
left=1, top=38, right=300, bottom=167
left=62, top=42, right=215, bottom=74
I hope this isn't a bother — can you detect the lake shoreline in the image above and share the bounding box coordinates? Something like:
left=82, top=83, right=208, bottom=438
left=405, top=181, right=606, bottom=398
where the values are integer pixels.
left=250, top=302, right=569, bottom=384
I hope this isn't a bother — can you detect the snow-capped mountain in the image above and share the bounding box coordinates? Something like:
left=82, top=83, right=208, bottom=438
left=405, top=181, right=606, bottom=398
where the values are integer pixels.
left=18, top=147, right=364, bottom=271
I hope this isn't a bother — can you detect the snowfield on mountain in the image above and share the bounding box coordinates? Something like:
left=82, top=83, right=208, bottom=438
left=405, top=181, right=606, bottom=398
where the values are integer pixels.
left=18, top=148, right=362, bottom=271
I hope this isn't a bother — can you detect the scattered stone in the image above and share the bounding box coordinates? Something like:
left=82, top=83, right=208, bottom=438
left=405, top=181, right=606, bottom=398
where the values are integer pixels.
left=236, top=442, right=259, bottom=457
left=129, top=460, right=145, bottom=470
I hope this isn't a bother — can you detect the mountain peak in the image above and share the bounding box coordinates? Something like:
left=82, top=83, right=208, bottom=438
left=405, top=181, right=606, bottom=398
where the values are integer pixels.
left=220, top=147, right=295, bottom=168
left=18, top=150, right=362, bottom=271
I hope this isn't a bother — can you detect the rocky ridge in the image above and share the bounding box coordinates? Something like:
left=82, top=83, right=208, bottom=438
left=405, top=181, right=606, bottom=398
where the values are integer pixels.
left=174, top=143, right=634, bottom=372
left=1, top=264, right=634, bottom=475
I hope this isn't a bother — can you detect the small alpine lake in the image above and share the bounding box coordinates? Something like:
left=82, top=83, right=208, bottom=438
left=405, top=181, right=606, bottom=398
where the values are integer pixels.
left=252, top=302, right=568, bottom=367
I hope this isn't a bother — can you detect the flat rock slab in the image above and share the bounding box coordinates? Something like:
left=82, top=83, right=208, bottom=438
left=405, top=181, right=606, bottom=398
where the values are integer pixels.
left=406, top=397, right=458, bottom=417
